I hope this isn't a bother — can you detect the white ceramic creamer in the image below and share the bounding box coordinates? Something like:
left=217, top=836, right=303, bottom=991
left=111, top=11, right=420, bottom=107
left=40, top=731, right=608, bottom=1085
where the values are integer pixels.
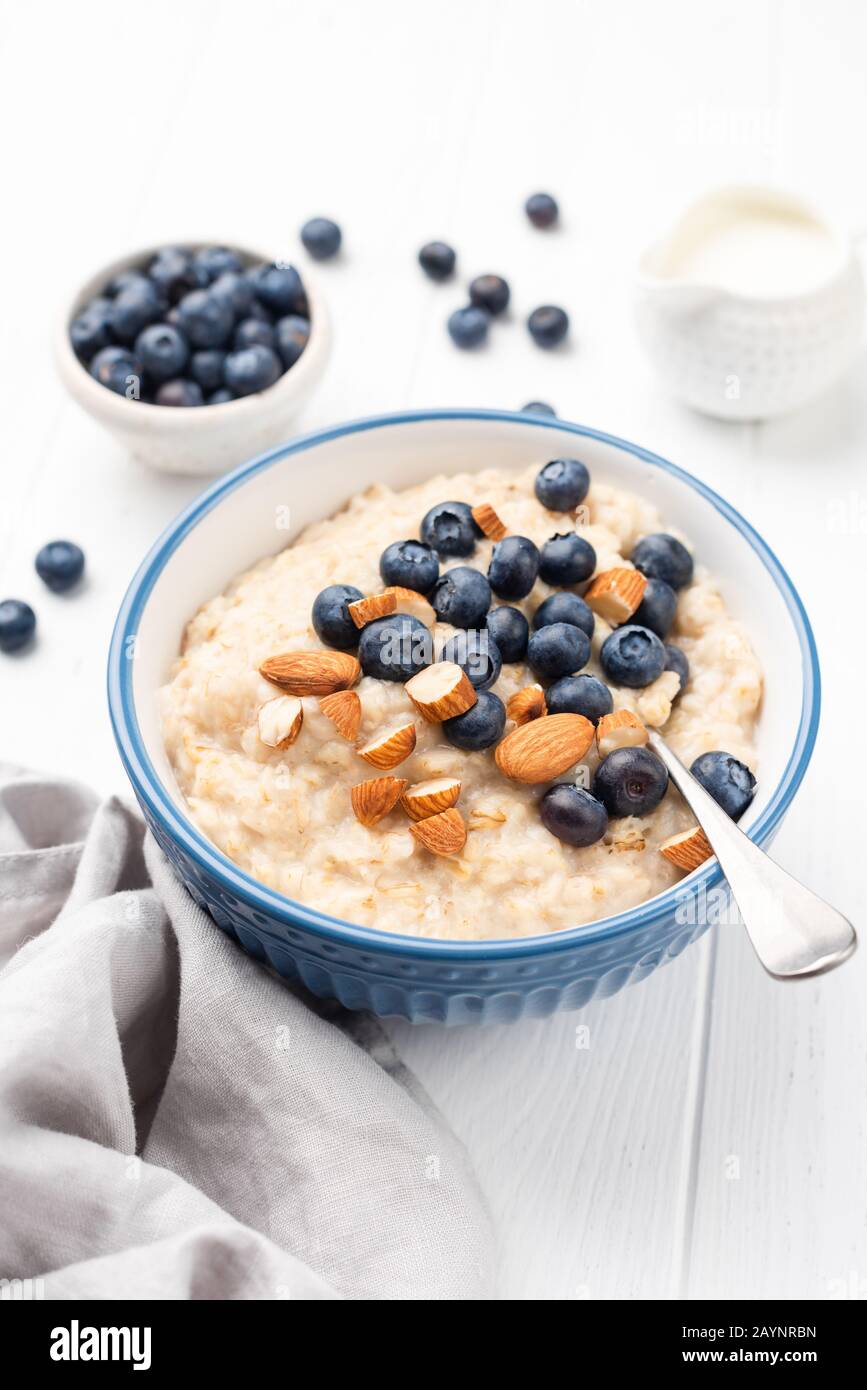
left=634, top=186, right=865, bottom=420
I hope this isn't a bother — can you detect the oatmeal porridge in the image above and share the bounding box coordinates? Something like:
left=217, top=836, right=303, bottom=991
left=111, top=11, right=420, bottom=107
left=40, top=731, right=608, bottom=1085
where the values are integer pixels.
left=159, top=458, right=762, bottom=940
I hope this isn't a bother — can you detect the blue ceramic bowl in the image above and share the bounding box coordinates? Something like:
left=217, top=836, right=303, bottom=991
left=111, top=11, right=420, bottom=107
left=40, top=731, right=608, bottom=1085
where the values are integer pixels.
left=108, top=410, right=819, bottom=1025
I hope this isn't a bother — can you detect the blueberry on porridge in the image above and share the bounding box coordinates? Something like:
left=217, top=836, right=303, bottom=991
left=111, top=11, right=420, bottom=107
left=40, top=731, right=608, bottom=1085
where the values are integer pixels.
left=159, top=456, right=762, bottom=940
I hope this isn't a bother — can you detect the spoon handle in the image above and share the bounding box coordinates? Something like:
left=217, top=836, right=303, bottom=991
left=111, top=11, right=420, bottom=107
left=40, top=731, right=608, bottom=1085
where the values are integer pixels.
left=647, top=731, right=857, bottom=979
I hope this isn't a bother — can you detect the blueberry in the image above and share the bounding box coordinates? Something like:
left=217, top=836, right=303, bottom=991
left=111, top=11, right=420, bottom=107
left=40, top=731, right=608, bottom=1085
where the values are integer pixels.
left=210, top=270, right=256, bottom=316
left=528, top=304, right=569, bottom=348
left=469, top=274, right=510, bottom=316
left=418, top=241, right=456, bottom=281
left=600, top=624, right=666, bottom=688
left=243, top=296, right=274, bottom=324
left=521, top=400, right=557, bottom=417
left=234, top=317, right=277, bottom=351
left=534, top=457, right=590, bottom=511
left=311, top=583, right=363, bottom=649
left=538, top=532, right=597, bottom=586
left=540, top=785, right=608, bottom=847
left=546, top=674, right=613, bottom=723
left=247, top=263, right=307, bottom=316
left=593, top=747, right=669, bottom=818
left=633, top=576, right=677, bottom=639
left=664, top=643, right=690, bottom=697
left=177, top=289, right=234, bottom=349
left=35, top=540, right=85, bottom=593
left=442, top=691, right=506, bottom=751
left=431, top=565, right=491, bottom=627
left=379, top=539, right=439, bottom=595
left=525, top=192, right=559, bottom=228
left=89, top=345, right=142, bottom=397
left=207, top=388, right=235, bottom=405
left=223, top=345, right=283, bottom=396
left=301, top=217, right=342, bottom=261
left=532, top=591, right=594, bottom=638
left=488, top=535, right=540, bottom=600
left=189, top=349, right=226, bottom=393
left=420, top=500, right=479, bottom=558
left=106, top=269, right=150, bottom=298
left=358, top=613, right=432, bottom=681
left=193, top=246, right=243, bottom=282
left=155, top=378, right=204, bottom=407
left=108, top=281, right=165, bottom=343
left=440, top=630, right=502, bottom=690
left=69, top=298, right=112, bottom=361
left=447, top=305, right=489, bottom=349
left=631, top=533, right=694, bottom=590
left=147, top=246, right=202, bottom=302
left=275, top=315, right=310, bottom=368
left=690, top=751, right=756, bottom=821
left=0, top=599, right=36, bottom=653
left=134, top=323, right=190, bottom=383
left=527, top=622, right=590, bottom=680
left=485, top=605, right=529, bottom=662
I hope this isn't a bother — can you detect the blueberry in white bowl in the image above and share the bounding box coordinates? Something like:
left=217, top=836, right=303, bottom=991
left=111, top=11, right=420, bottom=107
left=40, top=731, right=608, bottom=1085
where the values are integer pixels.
left=527, top=621, right=590, bottom=680
left=593, top=747, right=669, bottom=818
left=442, top=690, right=506, bottom=750
left=431, top=565, right=491, bottom=626
left=488, top=535, right=540, bottom=600
left=631, top=533, right=694, bottom=590
left=440, top=630, right=502, bottom=690
left=380, top=540, right=439, bottom=595
left=633, top=576, right=677, bottom=639
left=600, top=624, right=666, bottom=688
left=538, top=532, right=596, bottom=585
left=312, top=583, right=364, bottom=649
left=664, top=643, right=690, bottom=697
left=540, top=784, right=607, bottom=847
left=546, top=674, right=613, bottom=723
left=421, top=501, right=480, bottom=558
left=534, top=457, right=589, bottom=511
left=690, top=751, right=756, bottom=821
left=358, top=613, right=432, bottom=681
left=532, top=591, right=594, bottom=638
left=485, top=605, right=529, bottom=662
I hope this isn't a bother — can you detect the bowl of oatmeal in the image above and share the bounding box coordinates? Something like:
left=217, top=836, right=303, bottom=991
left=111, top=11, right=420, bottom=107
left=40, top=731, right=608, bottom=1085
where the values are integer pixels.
left=108, top=410, right=819, bottom=1024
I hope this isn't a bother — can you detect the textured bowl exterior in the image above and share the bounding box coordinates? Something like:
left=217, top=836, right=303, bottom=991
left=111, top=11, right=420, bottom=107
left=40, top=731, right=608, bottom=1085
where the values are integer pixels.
left=108, top=410, right=820, bottom=1026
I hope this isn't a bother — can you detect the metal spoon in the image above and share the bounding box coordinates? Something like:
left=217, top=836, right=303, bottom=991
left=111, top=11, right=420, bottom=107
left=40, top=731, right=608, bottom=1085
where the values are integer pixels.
left=647, top=730, right=857, bottom=980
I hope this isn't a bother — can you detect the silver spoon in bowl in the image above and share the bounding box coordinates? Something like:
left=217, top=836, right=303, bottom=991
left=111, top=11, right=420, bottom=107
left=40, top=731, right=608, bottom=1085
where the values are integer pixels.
left=647, top=730, right=857, bottom=980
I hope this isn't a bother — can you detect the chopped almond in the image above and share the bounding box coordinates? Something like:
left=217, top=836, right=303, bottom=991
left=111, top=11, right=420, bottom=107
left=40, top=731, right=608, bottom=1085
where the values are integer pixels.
left=257, top=696, right=303, bottom=749
left=584, top=567, right=647, bottom=625
left=471, top=502, right=507, bottom=541
left=596, top=709, right=648, bottom=758
left=659, top=825, right=713, bottom=871
left=382, top=586, right=436, bottom=628
left=405, top=661, right=477, bottom=722
left=357, top=719, right=417, bottom=770
left=400, top=776, right=462, bottom=821
left=351, top=777, right=408, bottom=827
left=347, top=592, right=397, bottom=629
left=319, top=690, right=361, bottom=741
left=507, top=684, right=547, bottom=725
left=409, top=807, right=467, bottom=856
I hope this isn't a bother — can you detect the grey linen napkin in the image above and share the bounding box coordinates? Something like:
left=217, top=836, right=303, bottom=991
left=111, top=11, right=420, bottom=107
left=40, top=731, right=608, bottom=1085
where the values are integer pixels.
left=0, top=765, right=493, bottom=1300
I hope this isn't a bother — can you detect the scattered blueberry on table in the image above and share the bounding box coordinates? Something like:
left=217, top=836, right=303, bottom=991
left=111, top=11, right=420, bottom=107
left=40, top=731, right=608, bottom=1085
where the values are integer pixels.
left=35, top=541, right=85, bottom=593
left=690, top=751, right=756, bottom=820
left=540, top=784, right=608, bottom=847
left=600, top=623, right=667, bottom=688
left=0, top=599, right=36, bottom=653
left=72, top=246, right=312, bottom=405
left=447, top=304, right=490, bottom=349
left=524, top=192, right=559, bottom=228
left=521, top=401, right=557, bottom=417
left=418, top=241, right=456, bottom=281
left=534, top=457, right=589, bottom=511
left=527, top=304, right=569, bottom=348
left=442, top=691, right=506, bottom=751
left=593, top=747, right=669, bottom=818
left=469, top=274, right=510, bottom=316
left=300, top=217, right=342, bottom=261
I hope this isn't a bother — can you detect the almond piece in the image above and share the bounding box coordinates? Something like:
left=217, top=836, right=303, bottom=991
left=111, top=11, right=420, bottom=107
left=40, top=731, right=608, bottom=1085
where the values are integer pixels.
left=507, top=684, right=547, bottom=725
left=584, top=567, right=647, bottom=624
left=358, top=719, right=417, bottom=770
left=409, top=807, right=467, bottom=856
left=382, top=586, right=436, bottom=628
left=347, top=591, right=397, bottom=629
left=260, top=650, right=360, bottom=695
left=405, top=661, right=478, bottom=722
left=319, top=689, right=362, bottom=741
left=495, top=712, right=595, bottom=783
left=596, top=708, right=648, bottom=758
left=659, top=825, right=713, bottom=871
left=400, top=776, right=462, bottom=821
left=471, top=502, right=507, bottom=542
left=351, top=776, right=408, bottom=827
left=257, top=696, right=303, bottom=748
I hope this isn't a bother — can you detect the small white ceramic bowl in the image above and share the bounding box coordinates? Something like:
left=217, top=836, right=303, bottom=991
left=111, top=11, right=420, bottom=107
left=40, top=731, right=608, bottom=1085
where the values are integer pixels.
left=55, top=240, right=331, bottom=476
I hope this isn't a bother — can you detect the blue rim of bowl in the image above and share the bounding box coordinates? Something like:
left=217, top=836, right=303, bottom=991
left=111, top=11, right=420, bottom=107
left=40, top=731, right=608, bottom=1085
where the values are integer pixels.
left=108, top=408, right=820, bottom=961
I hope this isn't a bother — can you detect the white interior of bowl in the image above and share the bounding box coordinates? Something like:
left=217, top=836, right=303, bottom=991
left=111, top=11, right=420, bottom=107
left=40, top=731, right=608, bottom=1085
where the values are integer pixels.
left=130, top=415, right=803, bottom=842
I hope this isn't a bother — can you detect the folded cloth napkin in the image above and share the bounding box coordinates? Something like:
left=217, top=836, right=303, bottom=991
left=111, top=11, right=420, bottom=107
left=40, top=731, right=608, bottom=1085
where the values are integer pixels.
left=0, top=766, right=493, bottom=1300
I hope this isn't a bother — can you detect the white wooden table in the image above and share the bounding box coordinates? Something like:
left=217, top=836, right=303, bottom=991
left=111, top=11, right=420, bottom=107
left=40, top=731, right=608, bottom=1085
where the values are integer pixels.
left=2, top=0, right=864, bottom=1299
